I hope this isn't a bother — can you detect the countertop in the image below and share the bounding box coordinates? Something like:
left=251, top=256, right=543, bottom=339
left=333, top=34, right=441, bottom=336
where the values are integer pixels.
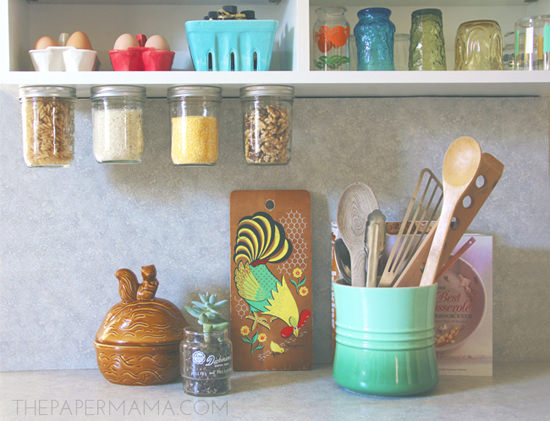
left=1, top=363, right=550, bottom=420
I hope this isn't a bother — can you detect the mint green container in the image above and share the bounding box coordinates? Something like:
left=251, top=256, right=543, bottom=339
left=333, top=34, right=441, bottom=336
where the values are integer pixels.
left=333, top=282, right=439, bottom=396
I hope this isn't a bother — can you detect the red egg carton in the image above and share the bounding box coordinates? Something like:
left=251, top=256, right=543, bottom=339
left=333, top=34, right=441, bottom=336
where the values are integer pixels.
left=109, top=34, right=175, bottom=71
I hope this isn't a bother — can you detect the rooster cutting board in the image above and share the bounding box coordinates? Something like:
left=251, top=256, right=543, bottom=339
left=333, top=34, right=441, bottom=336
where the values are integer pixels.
left=230, top=190, right=312, bottom=370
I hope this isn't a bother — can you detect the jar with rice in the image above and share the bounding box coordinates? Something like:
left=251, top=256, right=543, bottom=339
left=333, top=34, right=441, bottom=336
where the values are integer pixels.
left=91, top=85, right=145, bottom=163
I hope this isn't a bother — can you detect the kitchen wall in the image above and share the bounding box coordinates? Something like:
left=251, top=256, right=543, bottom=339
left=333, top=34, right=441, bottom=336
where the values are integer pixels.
left=1, top=87, right=549, bottom=370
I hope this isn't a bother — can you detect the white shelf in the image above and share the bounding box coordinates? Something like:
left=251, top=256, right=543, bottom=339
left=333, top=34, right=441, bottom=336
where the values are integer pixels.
left=1, top=0, right=550, bottom=97
left=3, top=70, right=550, bottom=97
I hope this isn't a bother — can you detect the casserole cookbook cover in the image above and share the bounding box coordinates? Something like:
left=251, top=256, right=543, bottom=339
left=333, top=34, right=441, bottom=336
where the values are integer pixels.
left=331, top=225, right=493, bottom=376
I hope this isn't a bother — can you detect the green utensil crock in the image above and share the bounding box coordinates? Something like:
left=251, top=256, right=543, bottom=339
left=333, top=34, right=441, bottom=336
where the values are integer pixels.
left=333, top=282, right=438, bottom=396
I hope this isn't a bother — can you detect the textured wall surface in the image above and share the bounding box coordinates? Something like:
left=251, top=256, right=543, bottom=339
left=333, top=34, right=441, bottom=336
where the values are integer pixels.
left=1, top=88, right=549, bottom=370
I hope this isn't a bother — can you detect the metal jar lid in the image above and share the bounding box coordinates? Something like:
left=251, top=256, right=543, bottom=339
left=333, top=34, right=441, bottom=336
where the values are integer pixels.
left=167, top=86, right=221, bottom=100
left=91, top=85, right=146, bottom=99
left=19, top=86, right=76, bottom=99
left=240, top=85, right=294, bottom=100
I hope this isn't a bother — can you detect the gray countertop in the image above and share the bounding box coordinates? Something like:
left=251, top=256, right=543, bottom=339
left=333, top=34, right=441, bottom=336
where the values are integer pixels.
left=1, top=363, right=550, bottom=420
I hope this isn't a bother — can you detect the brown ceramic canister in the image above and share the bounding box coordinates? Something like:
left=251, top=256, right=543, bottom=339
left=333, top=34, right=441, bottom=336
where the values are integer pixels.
left=94, top=265, right=187, bottom=385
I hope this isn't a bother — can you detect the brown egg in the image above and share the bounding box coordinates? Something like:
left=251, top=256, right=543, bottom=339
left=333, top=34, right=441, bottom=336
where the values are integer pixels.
left=113, top=33, right=139, bottom=50
left=66, top=31, right=93, bottom=50
left=34, top=36, right=58, bottom=50
left=145, top=35, right=169, bottom=51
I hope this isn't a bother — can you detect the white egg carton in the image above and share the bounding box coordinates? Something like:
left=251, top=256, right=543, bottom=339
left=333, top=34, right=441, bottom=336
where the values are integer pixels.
left=29, top=46, right=99, bottom=71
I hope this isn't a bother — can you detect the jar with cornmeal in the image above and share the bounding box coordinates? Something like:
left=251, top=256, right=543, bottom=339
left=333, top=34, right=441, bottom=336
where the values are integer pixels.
left=167, top=86, right=221, bottom=165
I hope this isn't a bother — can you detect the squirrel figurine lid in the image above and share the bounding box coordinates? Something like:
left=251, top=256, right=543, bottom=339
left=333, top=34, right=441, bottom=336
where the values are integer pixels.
left=95, top=265, right=187, bottom=346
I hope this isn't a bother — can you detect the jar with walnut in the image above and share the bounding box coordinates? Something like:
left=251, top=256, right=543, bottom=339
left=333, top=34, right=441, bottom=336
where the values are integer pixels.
left=240, top=85, right=294, bottom=165
left=19, top=86, right=76, bottom=167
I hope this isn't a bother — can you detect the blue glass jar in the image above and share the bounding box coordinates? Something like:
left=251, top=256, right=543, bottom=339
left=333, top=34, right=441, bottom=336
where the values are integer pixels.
left=354, top=8, right=395, bottom=70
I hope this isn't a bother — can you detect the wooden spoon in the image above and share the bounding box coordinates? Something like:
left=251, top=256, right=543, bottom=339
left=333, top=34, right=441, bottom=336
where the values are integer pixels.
left=337, top=183, right=379, bottom=287
left=419, top=137, right=482, bottom=287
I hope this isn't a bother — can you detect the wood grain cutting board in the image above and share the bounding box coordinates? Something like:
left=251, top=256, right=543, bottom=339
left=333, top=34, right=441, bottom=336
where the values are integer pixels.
left=230, top=190, right=312, bottom=371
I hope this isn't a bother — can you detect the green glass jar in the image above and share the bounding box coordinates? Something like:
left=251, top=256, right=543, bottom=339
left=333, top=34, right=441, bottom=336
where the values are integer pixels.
left=409, top=9, right=446, bottom=70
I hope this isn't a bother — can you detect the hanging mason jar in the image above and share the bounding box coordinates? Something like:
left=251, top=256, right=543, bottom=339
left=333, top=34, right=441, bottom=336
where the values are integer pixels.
left=312, top=7, right=351, bottom=71
left=91, top=85, right=145, bottom=163
left=409, top=9, right=447, bottom=70
left=19, top=86, right=76, bottom=167
left=354, top=8, right=395, bottom=71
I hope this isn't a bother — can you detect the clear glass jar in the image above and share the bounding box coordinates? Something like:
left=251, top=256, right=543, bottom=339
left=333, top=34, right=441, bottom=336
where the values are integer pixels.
left=167, top=86, right=221, bottom=165
left=515, top=17, right=536, bottom=70
left=91, top=85, right=145, bottom=163
left=312, top=7, right=351, bottom=71
left=409, top=8, right=447, bottom=70
left=535, top=15, right=550, bottom=70
left=240, top=85, right=293, bottom=165
left=502, top=31, right=515, bottom=70
left=394, top=33, right=410, bottom=71
left=180, top=327, right=232, bottom=396
left=354, top=8, right=395, bottom=71
left=455, top=20, right=503, bottom=70
left=19, top=86, right=76, bottom=167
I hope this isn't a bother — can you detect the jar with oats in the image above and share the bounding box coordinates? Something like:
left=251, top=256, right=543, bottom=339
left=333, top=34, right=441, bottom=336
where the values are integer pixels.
left=91, top=86, right=145, bottom=163
left=167, top=86, right=221, bottom=166
left=240, top=85, right=293, bottom=165
left=19, top=86, right=76, bottom=167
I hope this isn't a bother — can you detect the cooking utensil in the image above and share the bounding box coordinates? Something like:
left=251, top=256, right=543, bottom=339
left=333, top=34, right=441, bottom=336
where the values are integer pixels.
left=334, top=238, right=352, bottom=284
left=378, top=168, right=443, bottom=287
left=394, top=152, right=503, bottom=287
left=419, top=137, right=483, bottom=286
left=365, top=209, right=386, bottom=287
left=435, top=236, right=476, bottom=279
left=337, top=183, right=379, bottom=287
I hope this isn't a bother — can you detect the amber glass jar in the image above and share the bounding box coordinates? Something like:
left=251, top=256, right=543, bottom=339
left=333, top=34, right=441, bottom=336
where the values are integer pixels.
left=455, top=20, right=503, bottom=70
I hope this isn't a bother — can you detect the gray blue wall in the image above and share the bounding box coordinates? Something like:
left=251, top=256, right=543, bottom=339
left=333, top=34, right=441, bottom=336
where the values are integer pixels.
left=1, top=88, right=548, bottom=370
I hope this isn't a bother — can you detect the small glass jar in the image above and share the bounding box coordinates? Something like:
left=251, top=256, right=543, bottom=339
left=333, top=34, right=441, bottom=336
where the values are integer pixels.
left=180, top=327, right=232, bottom=396
left=241, top=85, right=293, bottom=165
left=354, top=8, right=395, bottom=71
left=409, top=9, right=447, bottom=70
left=502, top=31, right=515, bottom=70
left=535, top=15, right=550, bottom=70
left=455, top=20, right=503, bottom=70
left=19, top=86, right=76, bottom=167
left=394, top=33, right=410, bottom=71
left=515, top=17, right=536, bottom=70
left=312, top=7, right=351, bottom=71
left=91, top=85, right=145, bottom=163
left=167, top=86, right=221, bottom=165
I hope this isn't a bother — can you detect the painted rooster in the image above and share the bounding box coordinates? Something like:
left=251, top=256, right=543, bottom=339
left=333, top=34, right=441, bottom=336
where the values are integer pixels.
left=234, top=212, right=311, bottom=338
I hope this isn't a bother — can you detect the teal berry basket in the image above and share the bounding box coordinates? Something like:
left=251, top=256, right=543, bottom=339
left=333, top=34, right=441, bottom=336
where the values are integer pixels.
left=185, top=20, right=278, bottom=71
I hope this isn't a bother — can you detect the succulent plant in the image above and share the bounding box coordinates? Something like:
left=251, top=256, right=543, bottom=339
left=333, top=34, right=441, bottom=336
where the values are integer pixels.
left=184, top=292, right=229, bottom=333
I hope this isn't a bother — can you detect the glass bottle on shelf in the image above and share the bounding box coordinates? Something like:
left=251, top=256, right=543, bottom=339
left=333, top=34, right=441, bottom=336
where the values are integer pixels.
left=455, top=20, right=503, bottom=70
left=312, top=7, right=351, bottom=71
left=354, top=7, right=396, bottom=71
left=409, top=9, right=447, bottom=70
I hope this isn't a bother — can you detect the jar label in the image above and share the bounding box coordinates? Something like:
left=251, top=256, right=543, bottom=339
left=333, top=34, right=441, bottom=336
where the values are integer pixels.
left=190, top=350, right=232, bottom=378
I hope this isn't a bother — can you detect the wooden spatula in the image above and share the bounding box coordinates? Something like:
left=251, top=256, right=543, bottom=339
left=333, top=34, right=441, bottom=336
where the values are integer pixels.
left=393, top=152, right=504, bottom=287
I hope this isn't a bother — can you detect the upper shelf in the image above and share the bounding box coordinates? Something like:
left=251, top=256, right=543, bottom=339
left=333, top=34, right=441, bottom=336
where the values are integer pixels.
left=3, top=70, right=549, bottom=97
left=1, top=0, right=550, bottom=98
